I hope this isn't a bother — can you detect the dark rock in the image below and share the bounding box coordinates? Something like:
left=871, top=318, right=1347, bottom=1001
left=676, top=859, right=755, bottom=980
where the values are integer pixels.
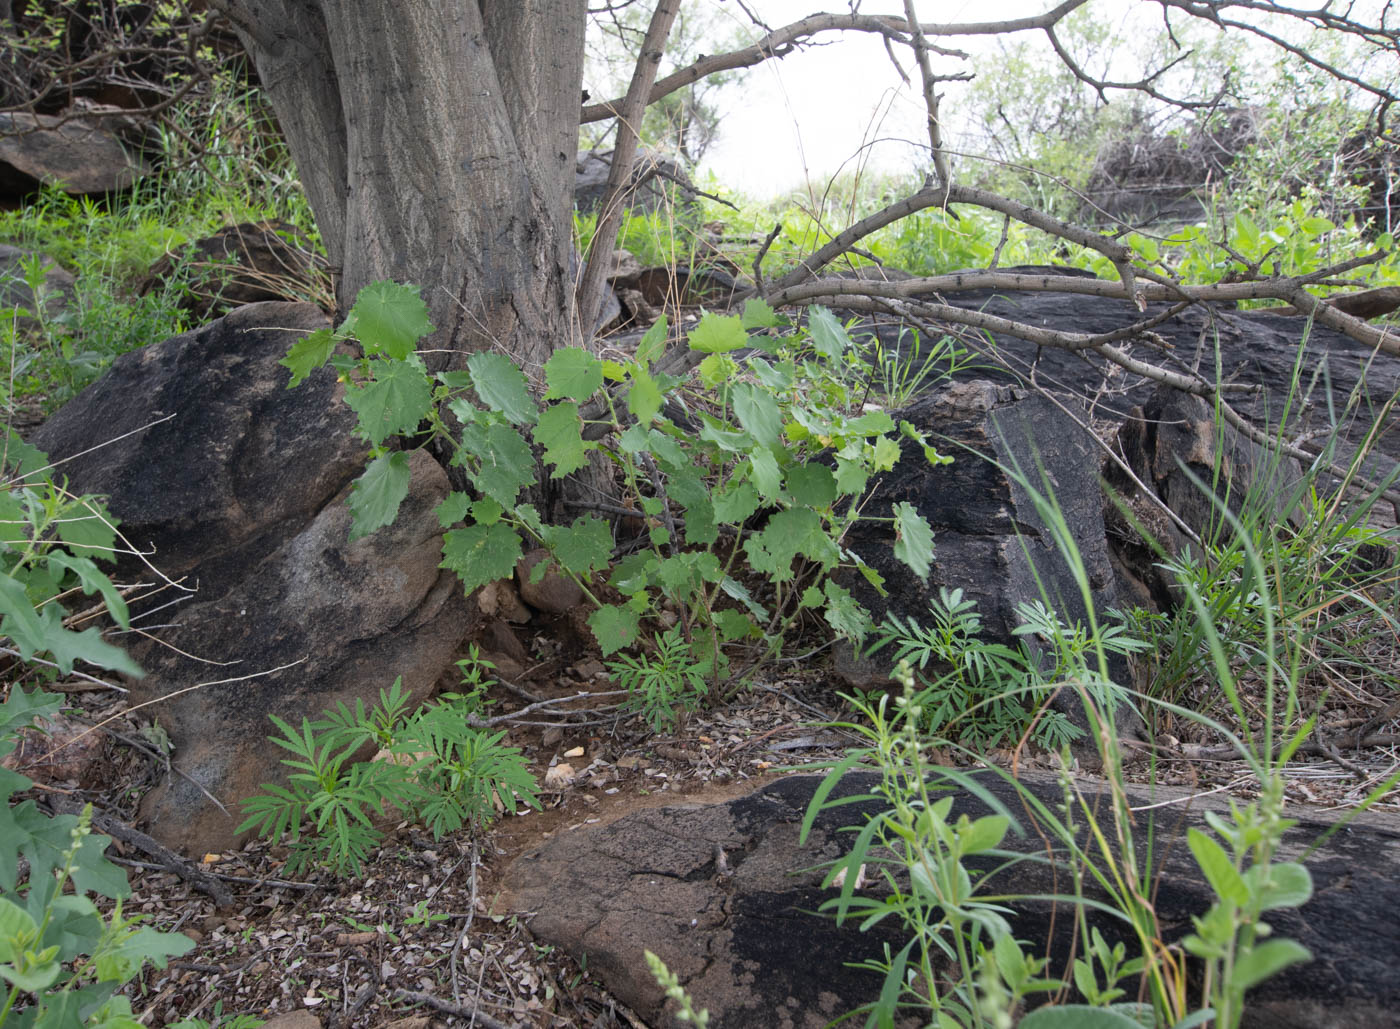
left=574, top=147, right=697, bottom=216
left=0, top=111, right=148, bottom=199
left=898, top=274, right=1400, bottom=473
left=499, top=772, right=1400, bottom=1029
left=1105, top=385, right=1306, bottom=608
left=138, top=220, right=331, bottom=322
left=31, top=302, right=470, bottom=853
left=841, top=379, right=1129, bottom=721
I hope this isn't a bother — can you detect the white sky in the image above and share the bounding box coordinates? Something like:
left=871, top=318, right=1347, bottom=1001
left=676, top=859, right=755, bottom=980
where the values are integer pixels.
left=698, top=0, right=1045, bottom=198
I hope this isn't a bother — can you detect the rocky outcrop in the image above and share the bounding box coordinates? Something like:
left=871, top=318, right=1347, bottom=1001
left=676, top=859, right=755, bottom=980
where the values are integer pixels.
left=499, top=771, right=1400, bottom=1029
left=31, top=302, right=470, bottom=853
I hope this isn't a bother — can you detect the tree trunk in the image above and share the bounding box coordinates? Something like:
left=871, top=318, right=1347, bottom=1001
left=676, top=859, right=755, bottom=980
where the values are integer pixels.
left=210, top=0, right=587, bottom=378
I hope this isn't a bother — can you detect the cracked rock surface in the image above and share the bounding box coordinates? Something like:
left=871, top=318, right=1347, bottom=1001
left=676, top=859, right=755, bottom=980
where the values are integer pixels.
left=499, top=772, right=1400, bottom=1029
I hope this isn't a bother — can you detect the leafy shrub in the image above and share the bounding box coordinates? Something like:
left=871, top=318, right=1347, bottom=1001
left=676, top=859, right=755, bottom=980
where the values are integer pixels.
left=237, top=679, right=540, bottom=877
left=0, top=441, right=193, bottom=1025
left=282, top=282, right=946, bottom=700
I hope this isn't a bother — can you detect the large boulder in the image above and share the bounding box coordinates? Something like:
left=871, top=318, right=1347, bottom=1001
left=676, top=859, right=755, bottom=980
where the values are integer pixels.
left=500, top=772, right=1400, bottom=1029
left=837, top=379, right=1131, bottom=729
left=32, top=303, right=471, bottom=853
left=0, top=111, right=148, bottom=199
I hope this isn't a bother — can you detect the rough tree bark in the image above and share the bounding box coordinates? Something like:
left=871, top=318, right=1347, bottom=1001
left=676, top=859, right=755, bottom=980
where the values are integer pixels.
left=208, top=0, right=587, bottom=378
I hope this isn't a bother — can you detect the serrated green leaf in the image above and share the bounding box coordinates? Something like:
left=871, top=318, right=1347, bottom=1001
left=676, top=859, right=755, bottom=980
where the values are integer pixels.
left=348, top=452, right=412, bottom=541
left=440, top=523, right=523, bottom=596
left=697, top=352, right=738, bottom=387
left=731, top=383, right=781, bottom=448
left=468, top=352, right=537, bottom=425
left=534, top=402, right=587, bottom=478
left=744, top=508, right=838, bottom=581
left=748, top=447, right=783, bottom=501
left=714, top=609, right=755, bottom=642
left=627, top=367, right=663, bottom=425
left=460, top=421, right=535, bottom=508
left=786, top=464, right=837, bottom=508
left=588, top=605, right=641, bottom=657
left=821, top=580, right=871, bottom=641
left=834, top=456, right=870, bottom=496
left=344, top=357, right=433, bottom=445
left=280, top=327, right=337, bottom=388
left=872, top=435, right=902, bottom=472
left=741, top=298, right=782, bottom=329
left=341, top=281, right=433, bottom=359
left=806, top=306, right=851, bottom=361
left=471, top=496, right=503, bottom=525
left=893, top=501, right=934, bottom=579
left=543, top=348, right=604, bottom=401
left=434, top=492, right=472, bottom=528
left=687, top=311, right=747, bottom=353
left=542, top=516, right=613, bottom=576
left=1, top=432, right=48, bottom=485
left=665, top=468, right=717, bottom=545
left=635, top=314, right=668, bottom=369
left=713, top=482, right=759, bottom=524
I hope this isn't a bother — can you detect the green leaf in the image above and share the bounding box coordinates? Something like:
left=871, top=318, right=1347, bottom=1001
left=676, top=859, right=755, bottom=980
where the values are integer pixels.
left=45, top=552, right=130, bottom=629
left=748, top=447, right=783, bottom=501
left=1188, top=828, right=1249, bottom=906
left=806, top=307, right=851, bottom=361
left=871, top=435, right=901, bottom=472
left=714, top=609, right=755, bottom=642
left=822, top=579, right=871, bottom=641
left=731, top=383, right=781, bottom=448
left=55, top=498, right=117, bottom=562
left=785, top=464, right=837, bottom=508
left=744, top=508, right=839, bottom=582
left=713, top=482, right=759, bottom=524
left=2, top=431, right=49, bottom=482
left=959, top=813, right=1011, bottom=854
left=635, top=314, right=669, bottom=369
left=468, top=352, right=537, bottom=425
left=440, top=523, right=523, bottom=595
left=893, top=501, right=935, bottom=579
left=434, top=492, right=472, bottom=528
left=1259, top=862, right=1313, bottom=910
left=741, top=298, right=782, bottom=329
left=344, top=357, right=434, bottom=445
left=280, top=327, right=337, bottom=388
left=534, top=402, right=587, bottom=478
left=687, top=311, right=747, bottom=353
left=348, top=452, right=412, bottom=541
left=1018, top=1005, right=1151, bottom=1029
left=588, top=604, right=641, bottom=656
left=542, top=516, right=613, bottom=576
left=834, top=456, right=870, bottom=495
left=460, top=421, right=536, bottom=508
left=697, top=352, right=738, bottom=387
left=471, top=496, right=503, bottom=525
left=627, top=367, right=663, bottom=425
left=1232, top=939, right=1311, bottom=992
left=665, top=468, right=717, bottom=545
left=543, top=347, right=604, bottom=401
left=341, top=281, right=433, bottom=359
left=93, top=925, right=193, bottom=983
